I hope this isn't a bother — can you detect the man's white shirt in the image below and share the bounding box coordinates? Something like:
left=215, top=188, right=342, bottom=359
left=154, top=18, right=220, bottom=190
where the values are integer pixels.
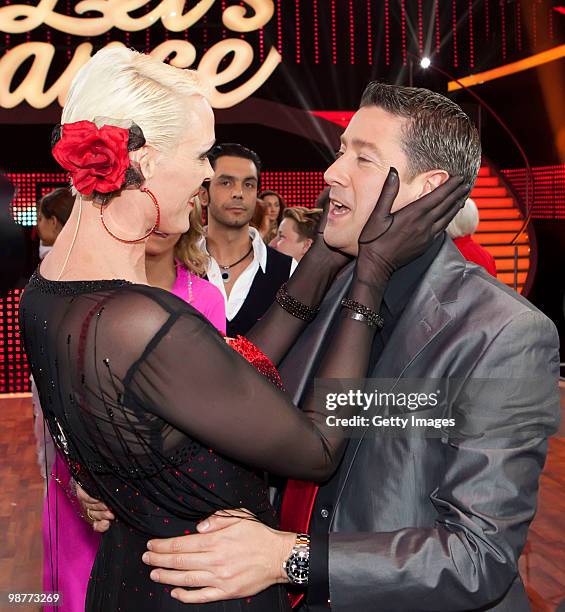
left=199, top=226, right=297, bottom=322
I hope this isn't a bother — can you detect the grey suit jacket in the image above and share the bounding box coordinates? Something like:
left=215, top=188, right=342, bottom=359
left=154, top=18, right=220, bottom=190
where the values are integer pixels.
left=278, top=238, right=560, bottom=612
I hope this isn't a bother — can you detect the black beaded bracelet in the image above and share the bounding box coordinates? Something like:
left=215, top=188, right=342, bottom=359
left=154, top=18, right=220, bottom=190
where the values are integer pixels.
left=340, top=297, right=384, bottom=329
left=276, top=283, right=319, bottom=322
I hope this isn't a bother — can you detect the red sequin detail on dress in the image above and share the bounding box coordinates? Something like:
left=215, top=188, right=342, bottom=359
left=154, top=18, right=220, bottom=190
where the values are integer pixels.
left=226, top=336, right=284, bottom=391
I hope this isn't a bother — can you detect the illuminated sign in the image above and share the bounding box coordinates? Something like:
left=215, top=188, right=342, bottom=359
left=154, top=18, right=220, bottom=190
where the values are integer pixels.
left=0, top=0, right=281, bottom=110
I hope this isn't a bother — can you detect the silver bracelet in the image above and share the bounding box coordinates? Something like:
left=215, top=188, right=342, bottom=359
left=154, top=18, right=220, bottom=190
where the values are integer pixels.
left=341, top=302, right=384, bottom=329
left=342, top=310, right=371, bottom=325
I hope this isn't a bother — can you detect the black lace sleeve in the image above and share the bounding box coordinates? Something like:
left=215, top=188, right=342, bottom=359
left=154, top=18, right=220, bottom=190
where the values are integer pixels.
left=121, top=288, right=338, bottom=480
left=24, top=280, right=380, bottom=489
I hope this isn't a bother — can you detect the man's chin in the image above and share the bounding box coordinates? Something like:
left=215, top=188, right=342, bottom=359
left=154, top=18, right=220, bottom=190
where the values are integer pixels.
left=224, top=217, right=252, bottom=229
left=323, top=231, right=358, bottom=257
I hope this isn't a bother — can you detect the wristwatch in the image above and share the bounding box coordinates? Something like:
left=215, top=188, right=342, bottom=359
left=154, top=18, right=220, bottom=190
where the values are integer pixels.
left=283, top=533, right=310, bottom=585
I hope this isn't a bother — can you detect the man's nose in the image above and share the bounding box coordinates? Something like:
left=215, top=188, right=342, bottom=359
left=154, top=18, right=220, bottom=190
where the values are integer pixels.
left=231, top=186, right=243, bottom=199
left=324, top=157, right=347, bottom=187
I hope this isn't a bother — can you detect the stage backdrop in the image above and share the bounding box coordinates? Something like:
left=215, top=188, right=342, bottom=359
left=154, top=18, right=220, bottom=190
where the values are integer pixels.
left=1, top=0, right=564, bottom=170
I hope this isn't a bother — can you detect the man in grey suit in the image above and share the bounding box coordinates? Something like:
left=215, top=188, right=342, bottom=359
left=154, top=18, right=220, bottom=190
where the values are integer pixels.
left=141, top=83, right=561, bottom=610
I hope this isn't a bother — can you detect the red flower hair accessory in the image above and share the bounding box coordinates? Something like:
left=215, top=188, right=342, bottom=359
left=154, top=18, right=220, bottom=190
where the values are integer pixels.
left=51, top=120, right=145, bottom=196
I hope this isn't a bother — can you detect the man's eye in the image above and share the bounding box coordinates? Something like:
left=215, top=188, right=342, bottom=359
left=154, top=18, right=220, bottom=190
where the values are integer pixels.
left=358, top=156, right=371, bottom=163
left=334, top=150, right=344, bottom=159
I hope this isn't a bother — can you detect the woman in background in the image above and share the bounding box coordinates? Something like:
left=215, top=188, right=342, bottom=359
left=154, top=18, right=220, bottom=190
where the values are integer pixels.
left=38, top=188, right=100, bottom=612
left=259, top=189, right=285, bottom=244
left=250, top=197, right=272, bottom=243
left=271, top=207, right=322, bottom=263
left=447, top=197, right=496, bottom=276
left=34, top=188, right=75, bottom=482
left=36, top=188, right=74, bottom=259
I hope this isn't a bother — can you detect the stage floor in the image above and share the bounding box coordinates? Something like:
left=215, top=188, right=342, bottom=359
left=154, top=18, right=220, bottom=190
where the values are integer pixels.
left=1, top=390, right=564, bottom=612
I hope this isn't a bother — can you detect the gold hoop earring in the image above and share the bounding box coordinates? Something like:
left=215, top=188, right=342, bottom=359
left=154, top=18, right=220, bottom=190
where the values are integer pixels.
left=100, top=187, right=160, bottom=244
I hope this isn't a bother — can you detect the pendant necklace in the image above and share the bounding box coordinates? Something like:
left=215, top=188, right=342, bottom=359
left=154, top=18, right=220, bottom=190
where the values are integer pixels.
left=217, top=244, right=253, bottom=284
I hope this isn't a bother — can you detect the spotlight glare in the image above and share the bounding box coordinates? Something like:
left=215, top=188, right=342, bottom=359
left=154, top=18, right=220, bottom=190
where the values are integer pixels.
left=420, top=57, right=431, bottom=69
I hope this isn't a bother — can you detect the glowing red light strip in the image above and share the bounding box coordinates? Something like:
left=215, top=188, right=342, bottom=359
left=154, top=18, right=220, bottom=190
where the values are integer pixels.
left=468, top=0, right=474, bottom=68
left=516, top=1, right=522, bottom=52
left=532, top=2, right=537, bottom=49
left=367, top=0, right=373, bottom=65
left=349, top=0, right=355, bottom=65
left=331, top=0, right=337, bottom=65
left=295, top=0, right=301, bottom=63
left=313, top=0, right=319, bottom=64
left=259, top=26, right=264, bottom=62
left=401, top=0, right=407, bottom=66
left=435, top=0, right=440, bottom=53
left=277, top=0, right=282, bottom=56
left=66, top=0, right=71, bottom=60
left=500, top=0, right=507, bottom=60
left=485, top=0, right=490, bottom=39
left=418, top=0, right=423, bottom=54
left=385, top=0, right=391, bottom=65
left=452, top=0, right=458, bottom=67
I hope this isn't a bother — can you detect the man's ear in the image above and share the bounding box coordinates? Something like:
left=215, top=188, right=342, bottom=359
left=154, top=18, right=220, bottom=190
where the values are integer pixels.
left=302, top=238, right=313, bottom=255
left=199, top=186, right=209, bottom=207
left=418, top=169, right=450, bottom=198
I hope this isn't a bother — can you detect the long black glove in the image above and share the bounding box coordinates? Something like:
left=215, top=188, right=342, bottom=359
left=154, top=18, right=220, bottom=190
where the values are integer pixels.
left=246, top=196, right=351, bottom=365
left=355, top=169, right=468, bottom=285
left=317, top=169, right=468, bottom=382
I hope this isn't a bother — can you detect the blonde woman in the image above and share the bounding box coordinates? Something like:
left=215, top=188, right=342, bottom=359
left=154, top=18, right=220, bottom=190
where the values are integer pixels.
left=41, top=199, right=226, bottom=612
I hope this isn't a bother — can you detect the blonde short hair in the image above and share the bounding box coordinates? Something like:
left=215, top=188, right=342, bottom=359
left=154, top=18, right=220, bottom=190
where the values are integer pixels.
left=62, top=47, right=208, bottom=153
left=447, top=198, right=479, bottom=239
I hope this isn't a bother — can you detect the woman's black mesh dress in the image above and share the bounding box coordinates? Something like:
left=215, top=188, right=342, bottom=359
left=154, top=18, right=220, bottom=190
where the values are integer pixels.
left=19, top=271, right=341, bottom=611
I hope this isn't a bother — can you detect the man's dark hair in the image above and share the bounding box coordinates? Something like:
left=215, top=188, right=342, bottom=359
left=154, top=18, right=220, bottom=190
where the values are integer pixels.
left=38, top=187, right=74, bottom=226
left=207, top=143, right=262, bottom=177
left=360, top=82, right=481, bottom=191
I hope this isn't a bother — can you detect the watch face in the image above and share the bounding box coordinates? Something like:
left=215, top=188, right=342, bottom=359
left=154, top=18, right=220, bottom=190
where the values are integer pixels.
left=287, top=550, right=309, bottom=584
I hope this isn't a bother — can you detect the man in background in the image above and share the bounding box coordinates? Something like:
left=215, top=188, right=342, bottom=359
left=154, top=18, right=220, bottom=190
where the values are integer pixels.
left=199, top=143, right=295, bottom=336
